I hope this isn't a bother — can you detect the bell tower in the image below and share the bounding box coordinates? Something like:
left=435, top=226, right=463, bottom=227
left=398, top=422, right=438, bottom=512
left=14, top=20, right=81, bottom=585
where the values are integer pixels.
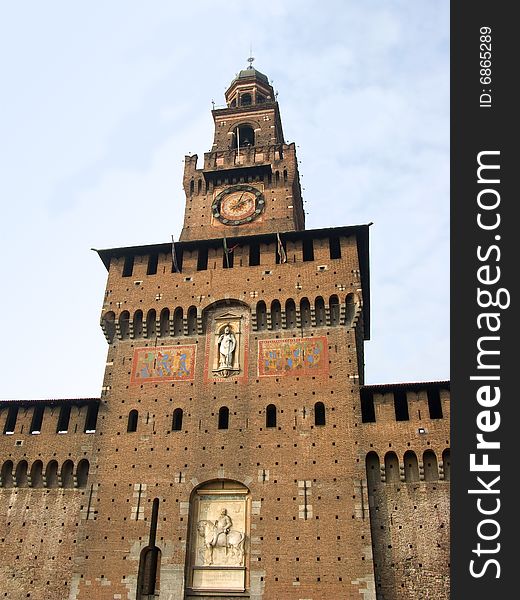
left=180, top=61, right=305, bottom=241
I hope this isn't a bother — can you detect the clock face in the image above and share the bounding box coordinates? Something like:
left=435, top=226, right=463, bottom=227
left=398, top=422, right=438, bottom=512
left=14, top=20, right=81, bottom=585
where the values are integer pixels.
left=212, top=185, right=265, bottom=225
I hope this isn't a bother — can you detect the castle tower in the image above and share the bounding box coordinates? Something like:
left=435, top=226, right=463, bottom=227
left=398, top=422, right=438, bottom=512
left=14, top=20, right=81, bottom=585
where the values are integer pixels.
left=0, top=62, right=450, bottom=600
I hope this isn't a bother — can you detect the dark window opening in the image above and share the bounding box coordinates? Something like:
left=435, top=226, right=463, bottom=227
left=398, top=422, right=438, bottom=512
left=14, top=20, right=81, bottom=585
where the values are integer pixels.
left=240, top=93, right=252, bottom=106
left=122, top=255, right=134, bottom=277
left=30, top=460, right=44, bottom=488
left=218, top=406, right=229, bottom=430
left=173, top=308, right=183, bottom=336
left=285, top=299, right=296, bottom=328
left=233, top=124, right=255, bottom=148
left=361, top=391, right=376, bottom=423
left=394, top=391, right=409, bottom=421
left=133, top=311, right=143, bottom=338
left=442, top=449, right=451, bottom=480
left=271, top=301, right=281, bottom=330
left=77, top=459, right=90, bottom=487
left=147, top=253, right=158, bottom=275
left=223, top=246, right=234, bottom=268
left=3, top=406, right=18, bottom=434
left=302, top=239, right=314, bottom=262
left=300, top=298, right=311, bottom=328
left=257, top=93, right=266, bottom=103
left=266, top=404, right=277, bottom=428
left=120, top=311, right=130, bottom=339
left=84, top=403, right=99, bottom=433
left=329, top=236, right=341, bottom=259
left=315, top=297, right=325, bottom=326
left=256, top=301, right=267, bottom=331
left=187, top=307, right=197, bottom=335
left=230, top=98, right=237, bottom=107
left=61, top=460, right=74, bottom=488
left=160, top=309, right=170, bottom=337
left=128, top=409, right=139, bottom=433
left=172, top=408, right=183, bottom=431
left=146, top=310, right=157, bottom=337
left=1, top=460, right=14, bottom=487
left=189, top=180, right=194, bottom=195
left=314, top=402, right=326, bottom=426
left=46, top=461, right=59, bottom=488
left=283, top=169, right=288, bottom=182
left=57, top=404, right=71, bottom=433
left=329, top=295, right=340, bottom=326
left=30, top=405, right=44, bottom=433
left=197, top=246, right=208, bottom=271
left=427, top=388, right=443, bottom=419
left=249, top=243, right=260, bottom=266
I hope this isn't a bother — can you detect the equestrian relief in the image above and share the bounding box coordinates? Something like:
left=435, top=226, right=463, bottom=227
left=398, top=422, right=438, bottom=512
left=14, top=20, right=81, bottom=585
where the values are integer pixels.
left=197, top=508, right=246, bottom=566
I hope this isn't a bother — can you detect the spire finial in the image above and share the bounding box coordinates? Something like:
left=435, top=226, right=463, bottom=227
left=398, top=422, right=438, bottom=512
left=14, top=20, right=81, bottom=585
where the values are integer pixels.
left=247, top=45, right=254, bottom=69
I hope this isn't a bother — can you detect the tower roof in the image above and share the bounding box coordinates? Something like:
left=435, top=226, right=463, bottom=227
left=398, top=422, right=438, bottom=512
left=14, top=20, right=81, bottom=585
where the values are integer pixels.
left=231, top=65, right=270, bottom=86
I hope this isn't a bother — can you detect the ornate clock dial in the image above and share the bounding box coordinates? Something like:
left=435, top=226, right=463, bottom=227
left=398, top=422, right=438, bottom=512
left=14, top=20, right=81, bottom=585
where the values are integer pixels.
left=212, top=184, right=265, bottom=225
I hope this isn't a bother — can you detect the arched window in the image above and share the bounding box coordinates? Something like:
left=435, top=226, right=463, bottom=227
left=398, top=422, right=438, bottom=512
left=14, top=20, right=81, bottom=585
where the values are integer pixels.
left=283, top=169, right=288, bottom=183
left=256, top=301, right=267, bottom=331
left=329, top=295, right=340, bottom=326
left=198, top=179, right=203, bottom=194
left=315, top=296, right=325, bottom=326
left=76, top=459, right=90, bottom=488
left=137, top=498, right=161, bottom=599
left=442, top=448, right=451, bottom=481
left=189, top=179, right=194, bottom=195
left=1, top=460, right=13, bottom=487
left=423, top=450, right=439, bottom=481
left=133, top=310, right=144, bottom=338
left=30, top=460, right=44, bottom=488
left=233, top=124, right=255, bottom=148
left=384, top=452, right=400, bottom=483
left=173, top=307, right=183, bottom=337
left=300, top=298, right=311, bottom=328
left=127, top=409, right=139, bottom=433
left=404, top=450, right=419, bottom=482
left=365, top=452, right=381, bottom=490
left=271, top=300, right=281, bottom=330
left=15, top=460, right=28, bottom=487
left=61, top=460, right=74, bottom=488
left=187, top=306, right=197, bottom=335
left=119, top=310, right=130, bottom=339
left=266, top=404, right=277, bottom=428
left=45, top=460, right=59, bottom=488
left=218, top=406, right=229, bottom=430
left=172, top=408, right=183, bottom=431
left=160, top=308, right=170, bottom=337
left=314, top=401, right=326, bottom=426
left=275, top=170, right=280, bottom=184
left=285, top=299, right=296, bottom=328
left=102, top=311, right=116, bottom=343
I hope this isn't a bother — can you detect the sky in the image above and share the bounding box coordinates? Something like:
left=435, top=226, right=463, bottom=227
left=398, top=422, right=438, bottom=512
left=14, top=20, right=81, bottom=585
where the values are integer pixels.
left=0, top=1, right=449, bottom=400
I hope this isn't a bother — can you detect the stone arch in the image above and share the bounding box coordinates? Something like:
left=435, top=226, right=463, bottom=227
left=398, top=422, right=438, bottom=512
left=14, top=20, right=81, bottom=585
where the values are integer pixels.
left=266, top=404, right=277, bottom=428
left=45, top=460, right=59, bottom=488
left=61, top=460, right=75, bottom=488
left=365, top=451, right=381, bottom=490
left=30, top=460, right=44, bottom=488
left=404, top=450, right=419, bottom=482
left=423, top=450, right=439, bottom=481
left=15, top=460, right=29, bottom=487
left=76, top=459, right=90, bottom=488
left=384, top=452, right=400, bottom=483
left=1, top=460, right=14, bottom=487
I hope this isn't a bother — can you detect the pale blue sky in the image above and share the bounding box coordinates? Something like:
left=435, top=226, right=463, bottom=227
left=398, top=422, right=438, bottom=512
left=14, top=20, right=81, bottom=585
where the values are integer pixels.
left=0, top=1, right=449, bottom=399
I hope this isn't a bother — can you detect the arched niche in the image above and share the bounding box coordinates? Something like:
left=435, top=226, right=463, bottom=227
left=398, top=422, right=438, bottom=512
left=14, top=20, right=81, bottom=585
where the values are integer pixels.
left=185, top=480, right=250, bottom=595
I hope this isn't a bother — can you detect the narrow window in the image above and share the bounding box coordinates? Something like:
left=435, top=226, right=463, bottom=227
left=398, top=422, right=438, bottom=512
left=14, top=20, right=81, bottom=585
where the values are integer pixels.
left=314, top=402, right=326, bottom=426
left=249, top=242, right=260, bottom=266
left=128, top=409, right=139, bottom=433
left=197, top=246, right=208, bottom=271
left=137, top=498, right=161, bottom=599
left=442, top=448, right=451, bottom=480
left=122, top=255, right=134, bottom=277
left=187, top=306, right=197, bottom=335
left=147, top=253, right=158, bottom=275
left=365, top=452, right=381, bottom=489
left=57, top=404, right=71, bottom=433
left=1, top=461, right=14, bottom=487
left=427, top=388, right=443, bottom=419
left=283, top=169, right=288, bottom=183
left=189, top=180, right=194, bottom=195
left=45, top=461, right=59, bottom=488
left=266, top=404, right=277, bottom=428
left=315, top=297, right=325, bottom=326
left=84, top=403, right=98, bottom=433
left=30, top=405, right=44, bottom=434
left=76, top=459, right=90, bottom=487
left=329, top=295, right=340, bottom=326
left=218, top=406, right=229, bottom=430
left=119, top=310, right=130, bottom=339
left=3, top=406, right=18, bottom=434
left=300, top=298, right=311, bottom=328
left=345, top=293, right=356, bottom=327
left=172, top=408, right=183, bottom=431
left=146, top=309, right=157, bottom=337
left=329, top=236, right=341, bottom=259
left=394, top=390, right=409, bottom=421
left=102, top=311, right=116, bottom=343
left=30, top=460, right=44, bottom=488
left=173, top=308, right=183, bottom=336
left=360, top=390, right=376, bottom=423
left=15, top=461, right=28, bottom=487
left=302, top=239, right=314, bottom=262
left=197, top=179, right=202, bottom=194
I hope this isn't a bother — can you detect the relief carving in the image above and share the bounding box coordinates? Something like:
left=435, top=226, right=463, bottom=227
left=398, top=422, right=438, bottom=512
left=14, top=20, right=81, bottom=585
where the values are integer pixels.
left=197, top=508, right=245, bottom=566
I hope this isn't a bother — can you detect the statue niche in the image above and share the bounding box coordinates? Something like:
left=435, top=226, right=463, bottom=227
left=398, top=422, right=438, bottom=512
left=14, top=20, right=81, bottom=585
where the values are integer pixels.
left=213, top=319, right=241, bottom=378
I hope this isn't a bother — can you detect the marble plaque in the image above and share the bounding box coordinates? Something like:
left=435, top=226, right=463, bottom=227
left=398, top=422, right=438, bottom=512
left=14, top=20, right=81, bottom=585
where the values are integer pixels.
left=192, top=567, right=245, bottom=591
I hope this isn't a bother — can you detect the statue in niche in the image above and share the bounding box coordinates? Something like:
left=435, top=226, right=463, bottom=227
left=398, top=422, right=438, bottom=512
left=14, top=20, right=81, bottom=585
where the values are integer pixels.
left=217, top=324, right=237, bottom=376
left=197, top=508, right=245, bottom=566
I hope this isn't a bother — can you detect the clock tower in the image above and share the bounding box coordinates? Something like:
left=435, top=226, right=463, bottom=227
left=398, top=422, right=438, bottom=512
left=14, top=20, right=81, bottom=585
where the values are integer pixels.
left=180, top=62, right=305, bottom=241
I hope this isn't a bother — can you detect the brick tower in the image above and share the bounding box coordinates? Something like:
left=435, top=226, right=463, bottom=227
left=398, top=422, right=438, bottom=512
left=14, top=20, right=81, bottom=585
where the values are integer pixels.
left=0, top=62, right=450, bottom=600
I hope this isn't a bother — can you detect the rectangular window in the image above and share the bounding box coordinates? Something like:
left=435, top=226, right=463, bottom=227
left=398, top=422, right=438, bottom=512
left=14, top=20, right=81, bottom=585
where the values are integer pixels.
left=249, top=243, right=260, bottom=266
left=427, top=388, right=443, bottom=419
left=4, top=406, right=18, bottom=434
left=122, top=255, right=134, bottom=277
left=360, top=391, right=376, bottom=423
left=57, top=404, right=71, bottom=433
left=394, top=390, right=409, bottom=421
left=147, top=253, right=158, bottom=275
left=197, top=246, right=208, bottom=271
left=84, top=403, right=99, bottom=433
left=329, top=236, right=341, bottom=259
left=30, top=405, right=45, bottom=434
left=302, top=238, right=314, bottom=262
